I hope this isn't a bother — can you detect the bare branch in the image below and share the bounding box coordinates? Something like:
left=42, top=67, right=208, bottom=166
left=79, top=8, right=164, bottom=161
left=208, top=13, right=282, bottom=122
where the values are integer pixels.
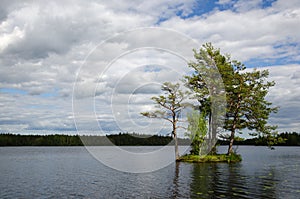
left=141, top=111, right=172, bottom=123
left=177, top=125, right=187, bottom=130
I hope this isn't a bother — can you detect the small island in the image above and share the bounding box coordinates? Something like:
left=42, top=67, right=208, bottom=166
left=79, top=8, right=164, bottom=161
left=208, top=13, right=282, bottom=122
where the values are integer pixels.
left=177, top=153, right=242, bottom=163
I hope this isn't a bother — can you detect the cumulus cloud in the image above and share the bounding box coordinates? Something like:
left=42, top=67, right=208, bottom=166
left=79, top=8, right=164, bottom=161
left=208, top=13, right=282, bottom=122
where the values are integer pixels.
left=160, top=0, right=300, bottom=63
left=0, top=0, right=299, bottom=135
left=264, top=65, right=300, bottom=132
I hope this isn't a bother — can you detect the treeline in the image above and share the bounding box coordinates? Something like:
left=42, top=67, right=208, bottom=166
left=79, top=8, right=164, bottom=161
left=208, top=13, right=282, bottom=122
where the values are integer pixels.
left=107, top=133, right=190, bottom=146
left=218, top=132, right=300, bottom=146
left=0, top=134, right=83, bottom=146
left=0, top=133, right=190, bottom=146
left=1, top=132, right=299, bottom=147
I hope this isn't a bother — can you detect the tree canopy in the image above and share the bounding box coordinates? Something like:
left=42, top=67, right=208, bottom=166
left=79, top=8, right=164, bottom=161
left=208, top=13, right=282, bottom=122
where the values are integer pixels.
left=185, top=43, right=278, bottom=154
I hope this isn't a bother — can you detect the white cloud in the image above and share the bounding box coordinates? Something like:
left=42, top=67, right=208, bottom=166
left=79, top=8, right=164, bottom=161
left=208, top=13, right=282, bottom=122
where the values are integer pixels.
left=217, top=0, right=233, bottom=5
left=257, top=64, right=300, bottom=132
left=233, top=0, right=264, bottom=12
left=0, top=24, right=24, bottom=52
left=160, top=0, right=300, bottom=62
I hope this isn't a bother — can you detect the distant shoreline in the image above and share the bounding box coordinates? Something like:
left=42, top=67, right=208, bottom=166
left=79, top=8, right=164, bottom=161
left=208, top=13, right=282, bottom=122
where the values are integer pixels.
left=1, top=132, right=299, bottom=147
left=0, top=133, right=189, bottom=147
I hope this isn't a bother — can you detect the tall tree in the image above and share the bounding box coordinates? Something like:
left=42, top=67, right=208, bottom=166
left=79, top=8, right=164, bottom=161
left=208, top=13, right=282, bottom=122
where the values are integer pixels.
left=186, top=43, right=278, bottom=155
left=185, top=43, right=227, bottom=154
left=186, top=110, right=208, bottom=155
left=224, top=63, right=278, bottom=154
left=141, top=82, right=189, bottom=160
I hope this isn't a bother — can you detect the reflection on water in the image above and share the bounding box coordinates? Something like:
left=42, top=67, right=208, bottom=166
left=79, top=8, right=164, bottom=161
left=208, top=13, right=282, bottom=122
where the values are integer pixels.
left=0, top=146, right=299, bottom=198
left=172, top=146, right=300, bottom=199
left=185, top=163, right=279, bottom=198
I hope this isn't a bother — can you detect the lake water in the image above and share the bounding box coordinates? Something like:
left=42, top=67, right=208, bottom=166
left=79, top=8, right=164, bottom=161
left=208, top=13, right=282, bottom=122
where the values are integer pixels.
left=0, top=146, right=299, bottom=198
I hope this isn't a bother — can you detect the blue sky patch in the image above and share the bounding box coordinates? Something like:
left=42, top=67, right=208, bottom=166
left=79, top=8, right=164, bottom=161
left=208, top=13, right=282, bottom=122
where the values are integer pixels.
left=0, top=88, right=27, bottom=95
left=180, top=0, right=217, bottom=19
left=261, top=0, right=277, bottom=9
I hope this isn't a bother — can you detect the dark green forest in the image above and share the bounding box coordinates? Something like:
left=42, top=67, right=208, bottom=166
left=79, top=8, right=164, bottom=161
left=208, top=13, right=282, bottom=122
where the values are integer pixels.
left=0, top=133, right=189, bottom=146
left=0, top=132, right=299, bottom=146
left=218, top=132, right=300, bottom=146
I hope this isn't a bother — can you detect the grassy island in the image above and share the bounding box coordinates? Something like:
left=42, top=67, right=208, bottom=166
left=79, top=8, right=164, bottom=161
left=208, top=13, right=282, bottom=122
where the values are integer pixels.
left=177, top=153, right=242, bottom=163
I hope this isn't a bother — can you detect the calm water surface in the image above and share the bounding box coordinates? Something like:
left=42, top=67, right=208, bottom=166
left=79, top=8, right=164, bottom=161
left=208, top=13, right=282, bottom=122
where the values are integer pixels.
left=0, top=146, right=299, bottom=198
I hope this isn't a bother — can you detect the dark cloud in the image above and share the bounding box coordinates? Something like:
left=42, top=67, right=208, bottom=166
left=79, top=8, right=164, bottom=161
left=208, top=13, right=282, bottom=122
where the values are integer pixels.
left=0, top=0, right=20, bottom=21
left=0, top=119, right=27, bottom=125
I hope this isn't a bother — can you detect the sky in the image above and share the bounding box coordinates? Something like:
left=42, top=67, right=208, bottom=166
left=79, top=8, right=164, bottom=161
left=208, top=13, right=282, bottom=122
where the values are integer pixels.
left=0, top=0, right=299, bottom=136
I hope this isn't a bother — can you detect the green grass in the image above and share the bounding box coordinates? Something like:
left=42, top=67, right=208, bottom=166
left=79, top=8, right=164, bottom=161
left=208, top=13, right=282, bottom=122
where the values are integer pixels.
left=177, top=153, right=242, bottom=163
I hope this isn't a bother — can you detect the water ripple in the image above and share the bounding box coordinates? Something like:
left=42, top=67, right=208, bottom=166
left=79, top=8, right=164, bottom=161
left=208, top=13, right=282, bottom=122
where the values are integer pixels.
left=0, top=146, right=299, bottom=198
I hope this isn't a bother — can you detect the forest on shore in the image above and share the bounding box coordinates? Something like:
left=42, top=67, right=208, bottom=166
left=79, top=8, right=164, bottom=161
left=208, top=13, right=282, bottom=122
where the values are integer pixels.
left=0, top=133, right=189, bottom=146
left=0, top=132, right=299, bottom=146
left=218, top=132, right=300, bottom=146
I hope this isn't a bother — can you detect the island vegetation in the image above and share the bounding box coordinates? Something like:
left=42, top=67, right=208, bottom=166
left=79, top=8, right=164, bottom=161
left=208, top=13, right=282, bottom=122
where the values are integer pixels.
left=141, top=43, right=283, bottom=163
left=177, top=153, right=242, bottom=163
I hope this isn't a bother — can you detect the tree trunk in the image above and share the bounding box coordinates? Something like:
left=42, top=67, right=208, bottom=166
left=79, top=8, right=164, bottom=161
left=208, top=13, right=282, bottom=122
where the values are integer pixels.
left=172, top=110, right=179, bottom=160
left=210, top=112, right=217, bottom=155
left=228, top=93, right=241, bottom=155
left=208, top=112, right=212, bottom=154
left=173, top=162, right=180, bottom=196
left=227, top=129, right=235, bottom=155
left=173, top=125, right=179, bottom=160
left=206, top=111, right=217, bottom=155
left=174, top=132, right=179, bottom=160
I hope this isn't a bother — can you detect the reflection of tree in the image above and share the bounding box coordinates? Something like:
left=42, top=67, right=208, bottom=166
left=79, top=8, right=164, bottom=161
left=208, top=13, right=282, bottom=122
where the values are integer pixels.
left=223, top=163, right=245, bottom=197
left=189, top=163, right=220, bottom=198
left=172, top=162, right=180, bottom=198
left=224, top=164, right=278, bottom=198
left=188, top=162, right=279, bottom=198
left=254, top=167, right=278, bottom=198
left=180, top=163, right=280, bottom=199
left=189, top=163, right=247, bottom=198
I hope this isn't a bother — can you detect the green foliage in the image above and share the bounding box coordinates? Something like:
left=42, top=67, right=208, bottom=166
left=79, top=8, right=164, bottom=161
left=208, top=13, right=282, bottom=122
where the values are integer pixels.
left=185, top=43, right=278, bottom=154
left=186, top=110, right=208, bottom=155
left=255, top=132, right=299, bottom=146
left=178, top=153, right=242, bottom=163
left=141, top=82, right=189, bottom=124
left=184, top=43, right=227, bottom=152
left=185, top=43, right=229, bottom=114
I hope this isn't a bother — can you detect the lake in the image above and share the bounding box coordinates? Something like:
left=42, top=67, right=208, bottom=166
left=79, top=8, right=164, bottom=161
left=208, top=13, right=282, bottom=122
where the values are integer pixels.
left=0, top=146, right=299, bottom=198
